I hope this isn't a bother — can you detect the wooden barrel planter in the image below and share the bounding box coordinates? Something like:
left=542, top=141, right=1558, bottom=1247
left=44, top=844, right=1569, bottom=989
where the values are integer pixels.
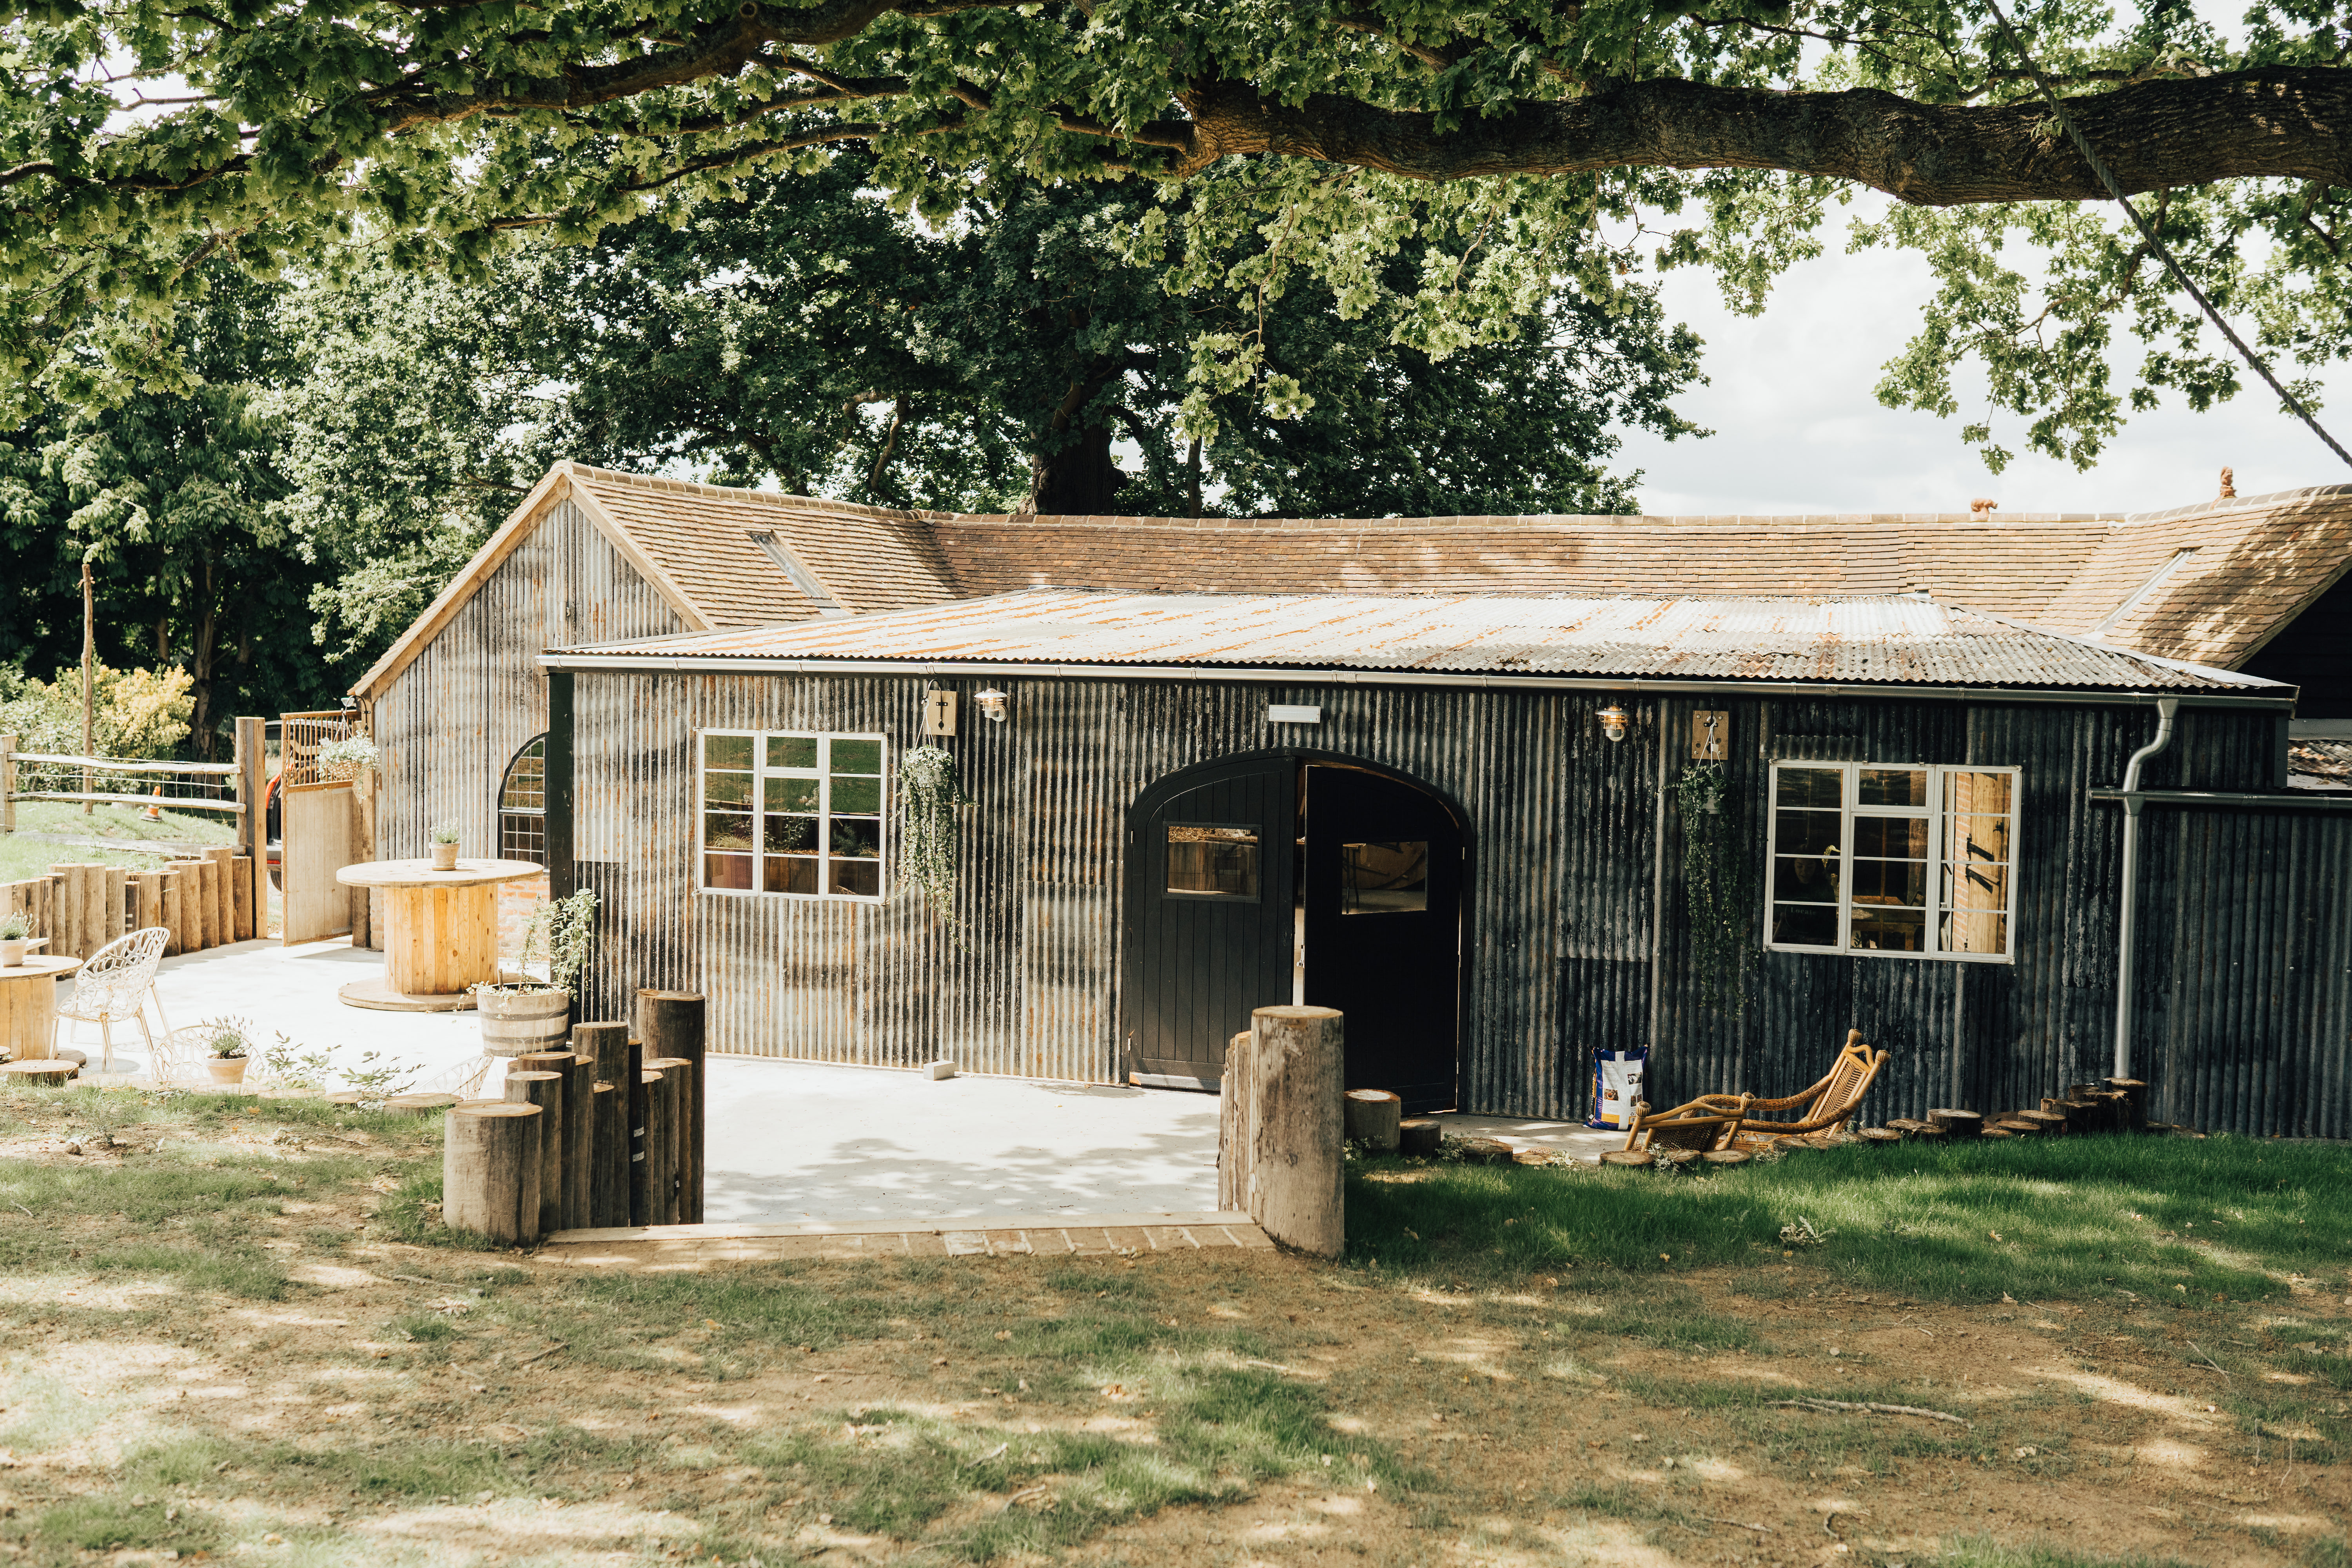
left=478, top=987, right=572, bottom=1058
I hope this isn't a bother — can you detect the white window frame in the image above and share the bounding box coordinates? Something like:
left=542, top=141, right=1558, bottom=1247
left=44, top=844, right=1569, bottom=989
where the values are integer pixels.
left=1762, top=761, right=2020, bottom=964
left=696, top=729, right=887, bottom=903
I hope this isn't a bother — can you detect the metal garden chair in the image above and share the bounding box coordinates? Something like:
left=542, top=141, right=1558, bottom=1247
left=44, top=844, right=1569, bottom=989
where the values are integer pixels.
left=54, top=927, right=171, bottom=1075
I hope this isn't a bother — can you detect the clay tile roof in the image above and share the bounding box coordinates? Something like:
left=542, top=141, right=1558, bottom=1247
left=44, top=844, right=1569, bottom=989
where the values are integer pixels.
left=561, top=463, right=962, bottom=624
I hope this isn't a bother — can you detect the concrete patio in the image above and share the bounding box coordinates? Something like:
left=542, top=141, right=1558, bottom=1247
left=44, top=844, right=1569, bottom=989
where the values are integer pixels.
left=52, top=936, right=1608, bottom=1227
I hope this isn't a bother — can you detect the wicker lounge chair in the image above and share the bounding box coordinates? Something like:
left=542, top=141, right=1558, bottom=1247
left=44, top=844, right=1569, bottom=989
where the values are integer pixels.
left=1621, top=1093, right=1753, bottom=1154
left=1731, top=1029, right=1887, bottom=1149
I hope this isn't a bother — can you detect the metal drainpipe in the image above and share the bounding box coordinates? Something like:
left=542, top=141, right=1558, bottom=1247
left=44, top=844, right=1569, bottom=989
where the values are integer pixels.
left=2112, top=697, right=2180, bottom=1080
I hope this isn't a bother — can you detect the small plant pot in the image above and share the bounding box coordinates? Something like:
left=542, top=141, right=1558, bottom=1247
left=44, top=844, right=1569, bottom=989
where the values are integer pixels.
left=431, top=842, right=460, bottom=871
left=207, top=1056, right=250, bottom=1084
left=0, top=937, right=27, bottom=967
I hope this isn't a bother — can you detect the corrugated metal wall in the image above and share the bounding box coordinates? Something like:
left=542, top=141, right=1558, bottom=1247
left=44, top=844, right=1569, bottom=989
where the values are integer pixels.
left=372, top=499, right=689, bottom=862
left=570, top=668, right=2348, bottom=1134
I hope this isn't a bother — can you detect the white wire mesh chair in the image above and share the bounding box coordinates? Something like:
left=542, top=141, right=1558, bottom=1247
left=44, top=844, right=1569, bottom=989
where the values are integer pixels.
left=54, top=927, right=171, bottom=1074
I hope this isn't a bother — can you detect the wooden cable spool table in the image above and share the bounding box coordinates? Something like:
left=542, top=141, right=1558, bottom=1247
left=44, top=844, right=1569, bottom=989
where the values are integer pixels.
left=332, top=859, right=546, bottom=1012
left=0, top=955, right=82, bottom=1063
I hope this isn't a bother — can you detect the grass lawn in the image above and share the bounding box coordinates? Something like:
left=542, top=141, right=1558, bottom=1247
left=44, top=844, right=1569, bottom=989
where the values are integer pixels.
left=0, top=1087, right=2345, bottom=1568
left=1, top=800, right=238, bottom=882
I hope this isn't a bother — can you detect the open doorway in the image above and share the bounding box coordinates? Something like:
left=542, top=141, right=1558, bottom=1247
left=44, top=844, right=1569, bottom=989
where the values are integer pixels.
left=1123, top=752, right=1466, bottom=1112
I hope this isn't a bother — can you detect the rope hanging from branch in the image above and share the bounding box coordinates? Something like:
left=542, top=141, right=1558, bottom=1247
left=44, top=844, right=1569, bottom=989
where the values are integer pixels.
left=1980, top=0, right=2352, bottom=473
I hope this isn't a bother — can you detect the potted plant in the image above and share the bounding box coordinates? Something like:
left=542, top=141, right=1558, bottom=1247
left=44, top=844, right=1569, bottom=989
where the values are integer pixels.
left=0, top=912, right=30, bottom=968
left=475, top=889, right=598, bottom=1056
left=430, top=821, right=461, bottom=871
left=205, top=1019, right=252, bottom=1083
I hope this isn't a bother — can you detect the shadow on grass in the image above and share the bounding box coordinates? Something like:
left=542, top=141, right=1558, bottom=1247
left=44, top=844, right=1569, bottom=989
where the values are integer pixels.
left=1347, top=1134, right=2350, bottom=1303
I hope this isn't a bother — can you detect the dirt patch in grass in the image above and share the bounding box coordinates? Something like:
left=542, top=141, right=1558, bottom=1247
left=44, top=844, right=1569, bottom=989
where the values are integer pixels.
left=0, top=1086, right=2346, bottom=1566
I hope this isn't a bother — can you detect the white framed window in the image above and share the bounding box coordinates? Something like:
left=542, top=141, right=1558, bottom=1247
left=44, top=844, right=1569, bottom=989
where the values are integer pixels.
left=699, top=730, right=886, bottom=901
left=1765, top=762, right=2019, bottom=962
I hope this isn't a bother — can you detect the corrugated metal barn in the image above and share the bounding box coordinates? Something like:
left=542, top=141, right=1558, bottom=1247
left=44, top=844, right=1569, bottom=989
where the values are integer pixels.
left=543, top=590, right=2352, bottom=1138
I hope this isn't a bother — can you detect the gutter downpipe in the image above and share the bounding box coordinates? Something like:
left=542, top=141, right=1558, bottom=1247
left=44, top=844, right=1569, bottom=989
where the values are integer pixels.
left=2113, top=697, right=2180, bottom=1081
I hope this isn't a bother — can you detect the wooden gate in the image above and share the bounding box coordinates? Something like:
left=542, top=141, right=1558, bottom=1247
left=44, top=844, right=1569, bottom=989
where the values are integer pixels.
left=279, top=711, right=363, bottom=946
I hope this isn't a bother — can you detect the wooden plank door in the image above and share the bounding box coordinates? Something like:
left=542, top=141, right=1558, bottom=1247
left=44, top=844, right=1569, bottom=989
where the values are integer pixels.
left=1301, top=763, right=1464, bottom=1113
left=1123, top=754, right=1298, bottom=1089
left=281, top=780, right=358, bottom=944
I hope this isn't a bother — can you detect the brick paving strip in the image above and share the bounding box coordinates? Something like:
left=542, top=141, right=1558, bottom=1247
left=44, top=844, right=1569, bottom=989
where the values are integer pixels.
left=536, top=1210, right=1275, bottom=1269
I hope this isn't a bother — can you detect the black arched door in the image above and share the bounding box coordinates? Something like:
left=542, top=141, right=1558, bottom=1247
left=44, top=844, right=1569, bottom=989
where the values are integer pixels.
left=1301, top=764, right=1463, bottom=1112
left=1124, top=753, right=1464, bottom=1111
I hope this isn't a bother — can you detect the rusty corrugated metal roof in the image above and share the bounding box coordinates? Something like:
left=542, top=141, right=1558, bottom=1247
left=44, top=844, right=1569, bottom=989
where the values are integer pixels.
left=550, top=590, right=2281, bottom=691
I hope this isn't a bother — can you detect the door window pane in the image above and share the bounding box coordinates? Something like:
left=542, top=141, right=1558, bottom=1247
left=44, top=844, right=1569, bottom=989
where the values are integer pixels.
left=1167, top=825, right=1260, bottom=899
left=1341, top=841, right=1428, bottom=914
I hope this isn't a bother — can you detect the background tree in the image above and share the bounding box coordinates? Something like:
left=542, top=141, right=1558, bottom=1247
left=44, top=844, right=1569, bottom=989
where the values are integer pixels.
left=0, top=1, right=2347, bottom=470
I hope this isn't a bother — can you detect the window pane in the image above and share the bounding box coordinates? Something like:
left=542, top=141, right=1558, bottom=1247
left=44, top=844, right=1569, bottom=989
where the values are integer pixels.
left=1851, top=909, right=1926, bottom=951
left=1850, top=858, right=1928, bottom=907
left=1771, top=903, right=1838, bottom=946
left=829, top=815, right=882, bottom=859
left=1859, top=768, right=1927, bottom=807
left=1775, top=767, right=1844, bottom=808
left=705, top=734, right=754, bottom=771
left=1341, top=841, right=1428, bottom=914
left=1773, top=857, right=1842, bottom=901
left=1944, top=770, right=2014, bottom=817
left=764, top=813, right=817, bottom=855
left=704, top=853, right=753, bottom=891
left=1167, top=825, right=1260, bottom=899
left=1946, top=813, right=2012, bottom=864
left=704, top=811, right=754, bottom=852
left=767, top=735, right=818, bottom=770
left=1941, top=908, right=2010, bottom=955
left=831, top=775, right=883, bottom=815
left=829, top=858, right=882, bottom=898
left=705, top=771, right=753, bottom=810
left=1853, top=817, right=1928, bottom=858
left=830, top=739, right=882, bottom=775
left=765, top=776, right=820, bottom=814
left=1774, top=809, right=1842, bottom=857
left=764, top=855, right=818, bottom=895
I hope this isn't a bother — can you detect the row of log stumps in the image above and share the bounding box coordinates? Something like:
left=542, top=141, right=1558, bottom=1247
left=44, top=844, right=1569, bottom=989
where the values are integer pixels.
left=441, top=990, right=707, bottom=1247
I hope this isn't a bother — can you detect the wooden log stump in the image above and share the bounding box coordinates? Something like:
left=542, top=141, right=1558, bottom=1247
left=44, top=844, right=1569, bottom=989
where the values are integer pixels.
left=1397, top=1117, right=1442, bottom=1158
left=503, top=1069, right=566, bottom=1239
left=230, top=856, right=254, bottom=942
left=1229, top=1006, right=1344, bottom=1258
left=2103, top=1078, right=2149, bottom=1130
left=384, top=1093, right=461, bottom=1114
left=637, top=992, right=706, bottom=1224
left=640, top=1065, right=681, bottom=1227
left=1927, top=1108, right=1984, bottom=1139
left=1598, top=1149, right=1653, bottom=1168
left=640, top=992, right=701, bottom=1222
left=1701, top=1149, right=1753, bottom=1165
left=159, top=869, right=184, bottom=957
left=134, top=871, right=163, bottom=937
left=644, top=1054, right=693, bottom=1230
left=590, top=1079, right=626, bottom=1227
left=1343, top=1089, right=1403, bottom=1153
left=1858, top=1127, right=1902, bottom=1145
left=1, top=1059, right=76, bottom=1087
left=443, top=1102, right=541, bottom=1247
left=1216, top=1031, right=1251, bottom=1212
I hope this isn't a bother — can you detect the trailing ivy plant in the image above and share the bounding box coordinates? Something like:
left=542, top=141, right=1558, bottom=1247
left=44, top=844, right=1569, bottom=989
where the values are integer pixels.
left=898, top=745, right=973, bottom=937
left=1673, top=761, right=1757, bottom=1014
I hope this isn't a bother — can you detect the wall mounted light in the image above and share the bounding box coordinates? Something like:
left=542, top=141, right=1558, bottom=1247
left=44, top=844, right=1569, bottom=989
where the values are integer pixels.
left=974, top=688, right=1011, bottom=724
left=1597, top=704, right=1629, bottom=743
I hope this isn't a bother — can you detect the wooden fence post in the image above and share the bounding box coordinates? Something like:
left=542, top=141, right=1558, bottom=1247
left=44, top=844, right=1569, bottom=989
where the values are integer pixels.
left=637, top=992, right=706, bottom=1223
left=1231, top=1006, right=1345, bottom=1258
left=445, top=1102, right=542, bottom=1246
left=234, top=717, right=267, bottom=941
